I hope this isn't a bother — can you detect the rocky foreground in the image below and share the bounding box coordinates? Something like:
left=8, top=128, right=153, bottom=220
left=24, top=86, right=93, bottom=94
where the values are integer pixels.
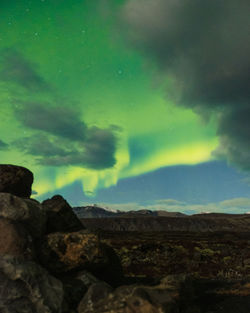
left=1, top=164, right=250, bottom=313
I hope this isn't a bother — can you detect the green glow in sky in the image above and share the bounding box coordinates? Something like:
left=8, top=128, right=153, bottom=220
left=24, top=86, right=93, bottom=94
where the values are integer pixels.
left=0, top=0, right=218, bottom=197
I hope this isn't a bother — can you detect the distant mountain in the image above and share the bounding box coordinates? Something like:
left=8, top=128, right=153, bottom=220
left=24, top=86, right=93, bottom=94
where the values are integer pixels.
left=73, top=205, right=250, bottom=232
left=73, top=205, right=186, bottom=219
left=81, top=214, right=250, bottom=232
left=73, top=206, right=117, bottom=218
left=120, top=210, right=186, bottom=218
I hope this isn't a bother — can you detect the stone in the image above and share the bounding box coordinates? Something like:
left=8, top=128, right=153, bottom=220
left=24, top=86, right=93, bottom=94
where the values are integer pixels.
left=77, top=282, right=113, bottom=313
left=92, top=242, right=124, bottom=287
left=77, top=285, right=163, bottom=313
left=42, top=195, right=84, bottom=233
left=0, top=164, right=33, bottom=198
left=39, top=230, right=109, bottom=273
left=77, top=275, right=184, bottom=313
left=60, top=271, right=100, bottom=310
left=0, top=217, right=34, bottom=259
left=75, top=270, right=100, bottom=287
left=0, top=193, right=46, bottom=239
left=0, top=255, right=64, bottom=313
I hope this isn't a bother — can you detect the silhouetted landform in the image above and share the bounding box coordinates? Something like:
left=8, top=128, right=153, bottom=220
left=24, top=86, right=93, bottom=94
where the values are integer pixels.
left=74, top=205, right=117, bottom=218
left=1, top=164, right=250, bottom=313
left=80, top=214, right=250, bottom=232
left=74, top=205, right=186, bottom=218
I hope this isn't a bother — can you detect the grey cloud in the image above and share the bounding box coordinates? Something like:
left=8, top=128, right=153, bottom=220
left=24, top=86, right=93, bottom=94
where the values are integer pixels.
left=0, top=48, right=118, bottom=170
left=14, top=107, right=118, bottom=170
left=121, top=0, right=250, bottom=170
left=36, top=127, right=117, bottom=170
left=83, top=127, right=117, bottom=169
left=16, top=103, right=87, bottom=141
left=213, top=107, right=250, bottom=170
left=0, top=49, right=49, bottom=91
left=14, top=134, right=72, bottom=157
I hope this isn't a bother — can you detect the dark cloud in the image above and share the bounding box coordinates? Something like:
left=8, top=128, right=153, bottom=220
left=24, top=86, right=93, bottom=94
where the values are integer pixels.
left=213, top=107, right=250, bottom=171
left=82, top=126, right=117, bottom=169
left=0, top=47, right=118, bottom=170
left=0, top=49, right=49, bottom=91
left=14, top=131, right=117, bottom=170
left=14, top=134, right=72, bottom=157
left=121, top=0, right=250, bottom=170
left=16, top=103, right=87, bottom=141
left=35, top=127, right=117, bottom=170
left=0, top=139, right=8, bottom=150
left=14, top=105, right=117, bottom=170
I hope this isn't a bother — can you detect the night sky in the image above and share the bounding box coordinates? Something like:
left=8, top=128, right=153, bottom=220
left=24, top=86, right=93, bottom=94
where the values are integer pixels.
left=0, top=0, right=249, bottom=213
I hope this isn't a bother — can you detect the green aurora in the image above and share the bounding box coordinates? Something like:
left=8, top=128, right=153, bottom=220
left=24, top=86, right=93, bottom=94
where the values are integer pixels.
left=0, top=0, right=220, bottom=198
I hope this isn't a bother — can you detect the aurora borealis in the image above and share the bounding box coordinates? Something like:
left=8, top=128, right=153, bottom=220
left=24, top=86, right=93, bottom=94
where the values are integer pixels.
left=0, top=0, right=249, bottom=212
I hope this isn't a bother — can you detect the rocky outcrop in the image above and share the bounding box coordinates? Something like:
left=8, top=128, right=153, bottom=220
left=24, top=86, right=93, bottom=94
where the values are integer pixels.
left=0, top=165, right=123, bottom=312
left=39, top=230, right=109, bottom=273
left=77, top=275, right=183, bottom=313
left=42, top=195, right=84, bottom=233
left=61, top=271, right=102, bottom=311
left=0, top=218, right=34, bottom=259
left=1, top=164, right=250, bottom=313
left=77, top=275, right=250, bottom=313
left=78, top=282, right=113, bottom=313
left=0, top=164, right=33, bottom=198
left=0, top=193, right=46, bottom=238
left=0, top=255, right=64, bottom=313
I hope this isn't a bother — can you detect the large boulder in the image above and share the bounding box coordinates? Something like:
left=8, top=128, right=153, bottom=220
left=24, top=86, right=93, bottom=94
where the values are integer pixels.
left=78, top=282, right=113, bottom=313
left=0, top=164, right=33, bottom=198
left=0, top=255, right=64, bottom=313
left=42, top=195, right=84, bottom=233
left=0, top=217, right=34, bottom=259
left=39, top=230, right=109, bottom=273
left=77, top=280, right=180, bottom=313
left=60, top=271, right=100, bottom=310
left=91, top=242, right=124, bottom=287
left=0, top=193, right=46, bottom=239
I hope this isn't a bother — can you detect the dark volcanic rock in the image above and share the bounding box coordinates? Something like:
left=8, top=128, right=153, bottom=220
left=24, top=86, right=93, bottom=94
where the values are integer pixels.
left=77, top=282, right=113, bottom=313
left=42, top=195, right=84, bottom=233
left=0, top=193, right=46, bottom=239
left=75, top=270, right=100, bottom=287
left=0, top=255, right=64, bottom=313
left=0, top=164, right=33, bottom=198
left=78, top=275, right=250, bottom=313
left=0, top=217, right=34, bottom=259
left=92, top=242, right=124, bottom=287
left=77, top=275, right=182, bottom=313
left=61, top=271, right=100, bottom=310
left=39, top=230, right=109, bottom=273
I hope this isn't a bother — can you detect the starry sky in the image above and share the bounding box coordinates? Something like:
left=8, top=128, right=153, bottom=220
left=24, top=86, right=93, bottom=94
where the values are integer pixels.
left=0, top=0, right=249, bottom=213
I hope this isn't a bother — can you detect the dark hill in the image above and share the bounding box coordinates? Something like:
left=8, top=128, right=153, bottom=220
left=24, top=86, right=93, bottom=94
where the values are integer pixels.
left=74, top=206, right=117, bottom=218
left=81, top=214, right=250, bottom=232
